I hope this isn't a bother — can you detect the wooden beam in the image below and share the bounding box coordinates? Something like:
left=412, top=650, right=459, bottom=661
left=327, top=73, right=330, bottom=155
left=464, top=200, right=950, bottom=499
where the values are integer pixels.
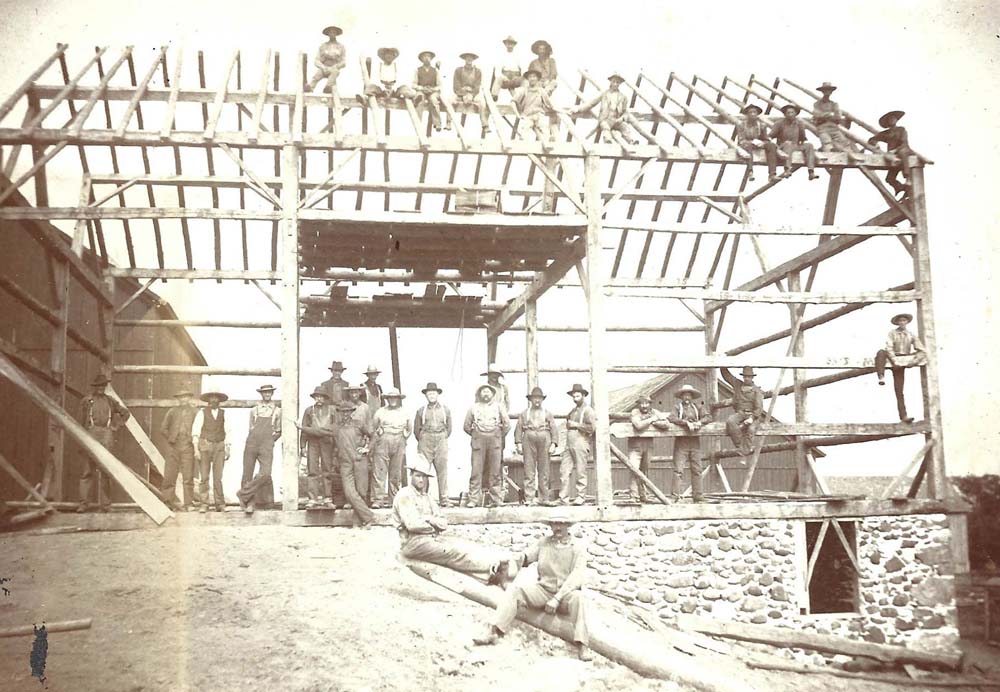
left=160, top=47, right=184, bottom=138
left=0, top=353, right=172, bottom=524
left=106, top=385, right=180, bottom=499
left=0, top=44, right=68, bottom=123
left=22, top=48, right=107, bottom=135
left=116, top=319, right=279, bottom=328
left=113, top=365, right=280, bottom=376
left=602, top=222, right=911, bottom=237
left=0, top=452, right=54, bottom=510
left=0, top=140, right=68, bottom=206
left=203, top=49, right=239, bottom=139
left=610, top=420, right=929, bottom=439
left=524, top=298, right=539, bottom=390
left=115, top=47, right=166, bottom=136
left=881, top=439, right=935, bottom=500
left=280, top=144, right=300, bottom=511
left=68, top=47, right=133, bottom=137
left=105, top=268, right=280, bottom=280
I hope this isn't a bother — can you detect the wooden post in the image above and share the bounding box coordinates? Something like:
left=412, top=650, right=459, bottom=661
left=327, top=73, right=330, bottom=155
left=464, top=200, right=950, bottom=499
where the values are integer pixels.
left=909, top=167, right=945, bottom=498
left=486, top=333, right=498, bottom=366
left=541, top=155, right=556, bottom=212
left=388, top=326, right=402, bottom=390
left=702, top=308, right=720, bottom=487
left=525, top=298, right=539, bottom=390
left=280, top=144, right=301, bottom=511
left=788, top=271, right=813, bottom=493
left=584, top=154, right=613, bottom=508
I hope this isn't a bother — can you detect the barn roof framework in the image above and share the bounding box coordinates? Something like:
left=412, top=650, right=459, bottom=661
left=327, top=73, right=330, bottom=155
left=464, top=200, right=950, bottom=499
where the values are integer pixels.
left=0, top=44, right=955, bottom=524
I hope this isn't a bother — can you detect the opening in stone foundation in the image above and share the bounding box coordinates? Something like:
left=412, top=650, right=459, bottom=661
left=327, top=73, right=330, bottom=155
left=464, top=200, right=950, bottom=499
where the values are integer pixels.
left=803, top=520, right=860, bottom=615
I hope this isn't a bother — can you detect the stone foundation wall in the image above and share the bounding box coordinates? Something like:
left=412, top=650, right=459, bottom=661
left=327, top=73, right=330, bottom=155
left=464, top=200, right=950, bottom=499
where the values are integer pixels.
left=449, top=513, right=959, bottom=653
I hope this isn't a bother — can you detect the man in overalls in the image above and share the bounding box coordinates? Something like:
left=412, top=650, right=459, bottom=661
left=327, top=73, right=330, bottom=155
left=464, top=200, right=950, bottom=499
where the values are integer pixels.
left=463, top=384, right=510, bottom=508
left=237, top=384, right=281, bottom=515
left=333, top=400, right=376, bottom=527
left=299, top=387, right=336, bottom=509
left=77, top=375, right=130, bottom=512
left=413, top=382, right=453, bottom=506
left=513, top=386, right=558, bottom=505
left=371, top=389, right=411, bottom=508
left=667, top=384, right=713, bottom=503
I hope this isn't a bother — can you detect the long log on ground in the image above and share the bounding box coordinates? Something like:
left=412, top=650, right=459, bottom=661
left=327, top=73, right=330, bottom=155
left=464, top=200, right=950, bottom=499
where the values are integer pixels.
left=0, top=619, right=93, bottom=638
left=407, top=561, right=754, bottom=692
left=746, top=659, right=1000, bottom=688
left=676, top=614, right=962, bottom=670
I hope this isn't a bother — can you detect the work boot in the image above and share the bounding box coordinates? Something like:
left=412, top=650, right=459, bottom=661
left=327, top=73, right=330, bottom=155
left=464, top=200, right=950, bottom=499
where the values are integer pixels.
left=576, top=643, right=593, bottom=662
left=245, top=502, right=255, bottom=516
left=215, top=504, right=226, bottom=513
left=571, top=496, right=586, bottom=506
left=439, top=498, right=452, bottom=508
left=473, top=627, right=501, bottom=646
left=199, top=504, right=208, bottom=514
left=75, top=502, right=89, bottom=514
left=486, top=560, right=510, bottom=587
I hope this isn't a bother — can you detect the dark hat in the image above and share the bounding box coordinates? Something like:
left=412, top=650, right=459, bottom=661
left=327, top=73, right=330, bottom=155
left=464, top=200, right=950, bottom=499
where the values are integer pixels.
left=816, top=82, right=837, bottom=93
left=675, top=384, right=701, bottom=399
left=377, top=47, right=400, bottom=62
left=418, top=50, right=436, bottom=61
left=200, top=392, right=229, bottom=403
left=90, top=375, right=110, bottom=386
left=531, top=39, right=552, bottom=55
left=741, top=104, right=763, bottom=115
left=523, top=68, right=541, bottom=80
left=780, top=104, right=801, bottom=116
left=256, top=384, right=277, bottom=393
left=502, top=35, right=518, bottom=45
left=476, top=383, right=497, bottom=399
left=459, top=52, right=479, bottom=61
left=328, top=361, right=346, bottom=372
left=891, top=313, right=913, bottom=325
left=567, top=383, right=589, bottom=397
left=421, top=382, right=443, bottom=394
left=879, top=110, right=905, bottom=128
left=322, top=26, right=343, bottom=38
left=526, top=386, right=546, bottom=400
left=310, top=387, right=330, bottom=400
left=741, top=366, right=756, bottom=379
left=480, top=363, right=504, bottom=378
left=608, top=72, right=625, bottom=82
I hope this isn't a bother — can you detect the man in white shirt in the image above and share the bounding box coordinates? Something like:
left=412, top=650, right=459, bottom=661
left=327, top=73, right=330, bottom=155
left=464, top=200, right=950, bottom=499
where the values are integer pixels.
left=192, top=391, right=231, bottom=512
left=491, top=35, right=523, bottom=101
left=875, top=313, right=926, bottom=423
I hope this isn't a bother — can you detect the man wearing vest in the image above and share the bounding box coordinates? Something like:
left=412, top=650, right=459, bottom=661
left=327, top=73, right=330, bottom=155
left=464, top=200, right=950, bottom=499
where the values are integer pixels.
left=371, top=388, right=411, bottom=508
left=464, top=384, right=511, bottom=508
left=237, top=384, right=281, bottom=515
left=721, top=367, right=764, bottom=457
left=361, top=364, right=384, bottom=418
left=514, top=386, right=558, bottom=505
left=667, top=384, right=713, bottom=503
left=192, top=391, right=230, bottom=513
left=626, top=394, right=670, bottom=504
left=561, top=384, right=595, bottom=506
left=412, top=51, right=448, bottom=131
left=413, top=382, right=453, bottom=506
left=160, top=390, right=200, bottom=511
left=77, top=375, right=130, bottom=513
left=875, top=313, right=926, bottom=423
left=333, top=400, right=376, bottom=527
left=452, top=52, right=491, bottom=132
left=300, top=387, right=337, bottom=509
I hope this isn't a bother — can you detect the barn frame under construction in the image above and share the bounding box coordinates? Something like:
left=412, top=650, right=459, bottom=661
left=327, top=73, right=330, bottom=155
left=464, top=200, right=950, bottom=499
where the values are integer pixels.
left=0, top=43, right=963, bottom=530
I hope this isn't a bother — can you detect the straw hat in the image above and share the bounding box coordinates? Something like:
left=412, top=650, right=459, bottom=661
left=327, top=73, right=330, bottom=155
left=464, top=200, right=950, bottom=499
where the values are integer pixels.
left=407, top=453, right=436, bottom=476
left=256, top=384, right=276, bottom=393
left=675, top=384, right=702, bottom=399
left=531, top=40, right=552, bottom=55
left=780, top=104, right=801, bottom=116
left=476, top=384, right=497, bottom=400
left=383, top=388, right=405, bottom=399
left=200, top=392, right=229, bottom=403
left=322, top=26, right=343, bottom=38
left=891, top=313, right=913, bottom=326
left=816, top=82, right=837, bottom=93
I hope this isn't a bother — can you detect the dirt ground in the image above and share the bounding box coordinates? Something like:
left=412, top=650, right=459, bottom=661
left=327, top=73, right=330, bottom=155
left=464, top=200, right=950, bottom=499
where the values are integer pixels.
left=1, top=522, right=997, bottom=692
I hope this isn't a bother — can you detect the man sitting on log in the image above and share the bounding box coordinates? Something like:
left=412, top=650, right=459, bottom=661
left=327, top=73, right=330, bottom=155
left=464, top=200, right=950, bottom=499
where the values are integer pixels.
left=721, top=366, right=764, bottom=458
left=473, top=516, right=592, bottom=661
left=393, top=454, right=511, bottom=581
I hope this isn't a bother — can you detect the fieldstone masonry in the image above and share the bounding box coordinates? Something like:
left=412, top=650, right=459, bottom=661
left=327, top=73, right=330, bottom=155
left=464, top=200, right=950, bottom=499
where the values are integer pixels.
left=450, top=513, right=959, bottom=655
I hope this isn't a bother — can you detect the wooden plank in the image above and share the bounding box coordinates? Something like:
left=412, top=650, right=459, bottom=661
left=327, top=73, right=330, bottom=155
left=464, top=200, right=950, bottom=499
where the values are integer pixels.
left=0, top=353, right=172, bottom=524
left=298, top=147, right=360, bottom=210
left=0, top=619, right=92, bottom=639
left=525, top=298, right=539, bottom=390
left=602, top=222, right=911, bottom=236
left=0, top=140, right=68, bottom=206
left=746, top=659, right=996, bottom=688
left=117, top=319, right=279, bottom=328
left=881, top=440, right=934, bottom=499
left=22, top=48, right=107, bottom=135
left=159, top=47, right=184, bottom=138
left=610, top=443, right=670, bottom=504
left=524, top=153, right=586, bottom=214
left=215, top=142, right=281, bottom=206
left=609, top=420, right=929, bottom=439
left=115, top=47, right=166, bottom=136
left=105, top=385, right=180, bottom=498
left=203, top=49, right=239, bottom=139
left=829, top=518, right=863, bottom=575
left=0, top=452, right=54, bottom=509
left=0, top=44, right=68, bottom=123
left=675, top=614, right=963, bottom=669
left=69, top=47, right=133, bottom=137
left=280, top=144, right=300, bottom=510
left=808, top=518, right=828, bottom=585
left=638, top=71, right=747, bottom=155
left=804, top=450, right=831, bottom=495
left=249, top=49, right=272, bottom=142
left=112, top=364, right=280, bottom=376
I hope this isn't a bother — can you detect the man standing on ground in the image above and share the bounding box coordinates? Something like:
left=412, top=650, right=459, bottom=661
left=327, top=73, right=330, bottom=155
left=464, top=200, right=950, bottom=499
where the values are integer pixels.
left=160, top=390, right=200, bottom=511
left=473, top=516, right=592, bottom=661
left=299, top=387, right=337, bottom=509
left=464, top=384, right=510, bottom=508
left=560, top=384, right=595, bottom=506
left=875, top=313, right=926, bottom=423
left=192, top=391, right=230, bottom=513
left=721, top=367, right=763, bottom=458
left=413, top=382, right=453, bottom=506
left=333, top=400, right=375, bottom=527
left=77, top=375, right=130, bottom=513
left=319, top=360, right=349, bottom=406
left=514, top=386, right=558, bottom=506
left=667, top=384, right=713, bottom=503
left=626, top=394, right=668, bottom=504
left=371, top=389, right=411, bottom=508
left=237, top=384, right=281, bottom=515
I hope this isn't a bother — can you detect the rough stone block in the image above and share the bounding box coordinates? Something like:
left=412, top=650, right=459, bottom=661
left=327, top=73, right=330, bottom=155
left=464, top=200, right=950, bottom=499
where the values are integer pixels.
left=666, top=574, right=695, bottom=589
left=751, top=613, right=768, bottom=624
left=912, top=576, right=952, bottom=606
left=680, top=601, right=698, bottom=614
left=693, top=542, right=713, bottom=558
left=662, top=590, right=678, bottom=604
left=771, top=584, right=789, bottom=602
left=717, top=537, right=735, bottom=552
left=717, top=527, right=730, bottom=538
left=652, top=524, right=674, bottom=536
left=884, top=556, right=905, bottom=573
left=759, top=573, right=774, bottom=587
left=704, top=528, right=719, bottom=540
left=747, top=584, right=763, bottom=597
left=671, top=553, right=693, bottom=567
left=742, top=596, right=767, bottom=612
left=637, top=589, right=654, bottom=604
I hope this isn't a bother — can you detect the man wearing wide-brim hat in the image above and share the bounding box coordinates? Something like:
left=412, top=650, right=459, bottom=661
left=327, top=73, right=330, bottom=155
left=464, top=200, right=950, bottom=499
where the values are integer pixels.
left=492, top=35, right=524, bottom=100
left=868, top=110, right=914, bottom=198
left=736, top=103, right=779, bottom=182
left=76, top=374, right=131, bottom=512
left=463, top=384, right=511, bottom=508
left=811, top=82, right=857, bottom=158
left=237, top=384, right=281, bottom=515
left=479, top=363, right=510, bottom=413
left=319, top=360, right=349, bottom=407
left=769, top=104, right=819, bottom=181
left=527, top=39, right=557, bottom=95
left=474, top=514, right=592, bottom=661
left=452, top=52, right=491, bottom=132
left=192, top=391, right=231, bottom=512
left=414, top=382, right=454, bottom=506
left=570, top=72, right=640, bottom=146
left=721, top=367, right=764, bottom=457
left=412, top=50, right=448, bottom=131
left=332, top=400, right=376, bottom=527
left=560, top=384, right=596, bottom=506
left=159, top=389, right=201, bottom=511
left=393, top=453, right=511, bottom=579
left=667, top=384, right=713, bottom=503
left=625, top=394, right=669, bottom=504
left=307, top=25, right=347, bottom=94
left=514, top=386, right=559, bottom=505
left=874, top=313, right=926, bottom=423
left=361, top=364, right=384, bottom=415
left=299, top=387, right=337, bottom=509
left=371, top=388, right=412, bottom=508
left=365, top=47, right=410, bottom=99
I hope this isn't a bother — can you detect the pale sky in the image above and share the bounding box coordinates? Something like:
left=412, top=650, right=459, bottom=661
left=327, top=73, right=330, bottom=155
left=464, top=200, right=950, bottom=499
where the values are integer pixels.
left=1, top=0, right=998, bottom=497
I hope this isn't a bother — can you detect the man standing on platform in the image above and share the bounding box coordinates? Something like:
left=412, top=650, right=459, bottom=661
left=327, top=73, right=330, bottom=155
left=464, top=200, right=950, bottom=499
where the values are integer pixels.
left=192, top=391, right=230, bottom=513
left=770, top=105, right=820, bottom=180
left=237, top=384, right=281, bottom=515
left=333, top=400, right=375, bottom=527
left=473, top=516, right=592, bottom=661
left=77, top=375, right=130, bottom=513
left=160, top=390, right=200, bottom=511
left=626, top=394, right=668, bottom=504
left=319, top=360, right=349, bottom=406
left=667, top=384, right=713, bottom=503
left=721, top=367, right=764, bottom=458
left=413, top=382, right=453, bottom=506
left=306, top=25, right=346, bottom=93
left=299, top=387, right=337, bottom=509
left=561, top=384, right=595, bottom=506
left=371, top=389, right=411, bottom=508
left=361, top=364, right=384, bottom=418
left=464, top=384, right=510, bottom=508
left=514, top=386, right=558, bottom=506
left=875, top=313, right=926, bottom=423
